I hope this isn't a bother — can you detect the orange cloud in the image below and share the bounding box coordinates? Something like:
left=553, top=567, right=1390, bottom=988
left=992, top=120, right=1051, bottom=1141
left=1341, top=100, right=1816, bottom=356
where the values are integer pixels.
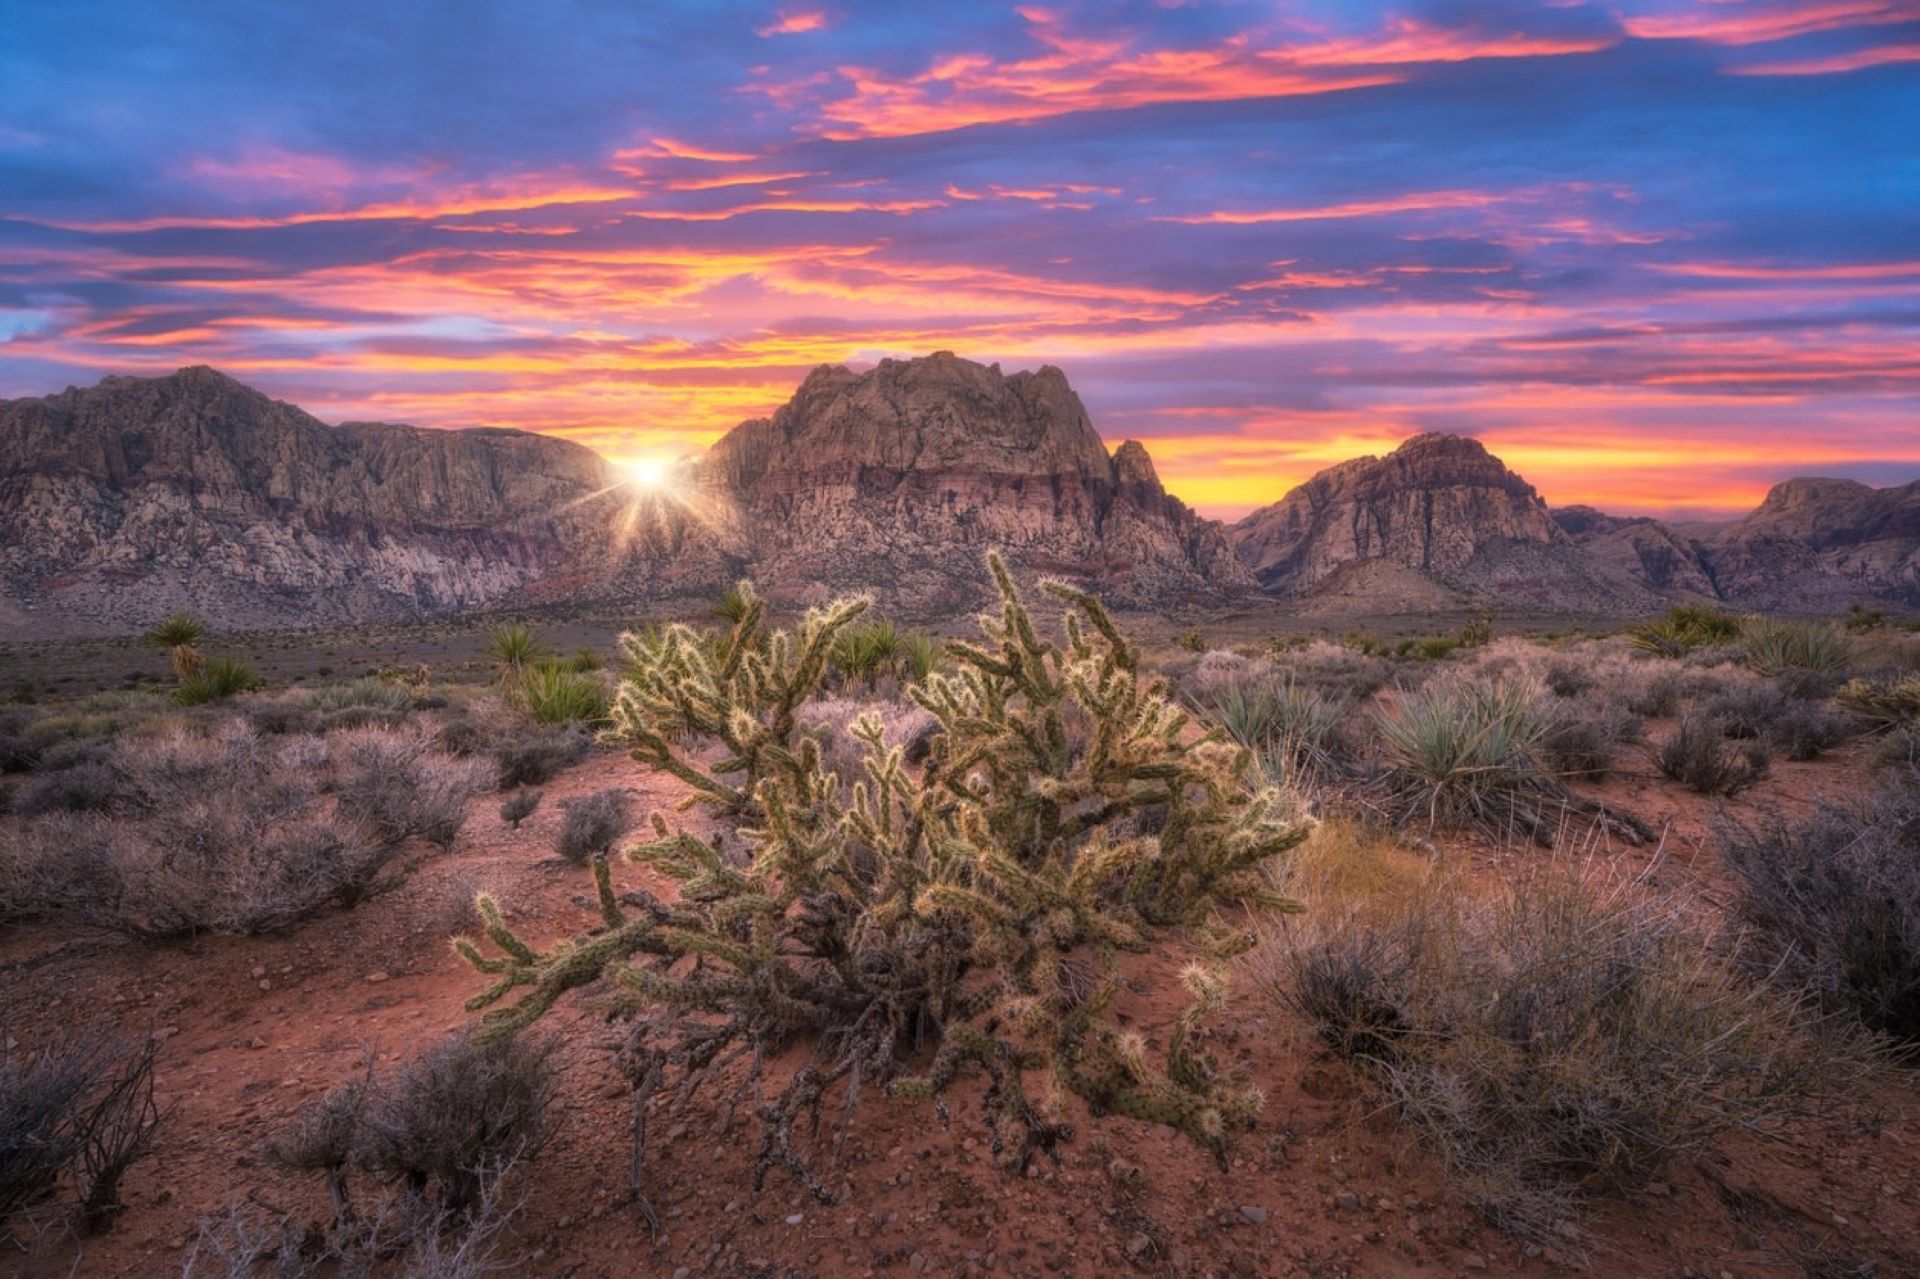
left=45, top=181, right=634, bottom=233
left=1729, top=42, right=1920, bottom=74
left=757, top=9, right=829, bottom=36
left=1620, top=0, right=1916, bottom=45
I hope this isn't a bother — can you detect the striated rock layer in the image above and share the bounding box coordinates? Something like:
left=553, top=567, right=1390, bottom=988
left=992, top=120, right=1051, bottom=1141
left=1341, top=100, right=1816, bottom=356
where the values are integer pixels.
left=694, top=353, right=1256, bottom=610
left=0, top=367, right=704, bottom=634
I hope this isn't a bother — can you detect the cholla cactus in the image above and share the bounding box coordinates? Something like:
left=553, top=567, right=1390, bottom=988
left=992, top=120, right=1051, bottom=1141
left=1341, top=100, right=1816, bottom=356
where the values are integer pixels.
left=457, top=556, right=1308, bottom=1220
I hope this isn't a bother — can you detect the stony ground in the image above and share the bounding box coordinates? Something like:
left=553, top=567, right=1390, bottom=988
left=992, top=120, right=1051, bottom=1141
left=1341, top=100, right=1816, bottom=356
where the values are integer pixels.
left=4, top=712, right=1917, bottom=1278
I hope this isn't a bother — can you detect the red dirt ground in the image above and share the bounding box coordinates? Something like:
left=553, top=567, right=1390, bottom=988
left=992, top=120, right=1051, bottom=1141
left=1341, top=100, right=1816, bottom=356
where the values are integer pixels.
left=4, top=738, right=1916, bottom=1278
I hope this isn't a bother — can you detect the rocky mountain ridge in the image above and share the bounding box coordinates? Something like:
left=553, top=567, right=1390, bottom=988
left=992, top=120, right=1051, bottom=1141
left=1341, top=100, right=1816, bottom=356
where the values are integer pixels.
left=2, top=358, right=1913, bottom=636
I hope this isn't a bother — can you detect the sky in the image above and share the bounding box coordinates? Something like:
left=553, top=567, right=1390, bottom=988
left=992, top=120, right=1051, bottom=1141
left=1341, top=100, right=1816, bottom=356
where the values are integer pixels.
left=2, top=1, right=1917, bottom=520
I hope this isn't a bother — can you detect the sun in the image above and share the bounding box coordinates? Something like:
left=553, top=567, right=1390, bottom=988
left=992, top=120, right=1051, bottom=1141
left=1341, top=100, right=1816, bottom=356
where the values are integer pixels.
left=620, top=456, right=675, bottom=492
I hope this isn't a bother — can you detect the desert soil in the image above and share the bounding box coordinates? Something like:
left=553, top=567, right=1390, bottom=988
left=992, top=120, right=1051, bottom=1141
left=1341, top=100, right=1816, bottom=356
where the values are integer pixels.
left=2, top=735, right=1917, bottom=1278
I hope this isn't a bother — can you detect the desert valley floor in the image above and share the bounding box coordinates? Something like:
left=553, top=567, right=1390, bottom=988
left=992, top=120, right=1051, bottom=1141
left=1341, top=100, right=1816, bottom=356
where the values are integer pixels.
left=2, top=595, right=1918, bottom=1279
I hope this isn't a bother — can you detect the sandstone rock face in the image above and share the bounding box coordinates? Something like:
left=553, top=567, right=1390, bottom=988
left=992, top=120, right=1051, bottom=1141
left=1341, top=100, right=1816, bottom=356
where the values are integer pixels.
left=1552, top=506, right=1719, bottom=599
left=1229, top=434, right=1591, bottom=600
left=0, top=367, right=644, bottom=634
left=1698, top=478, right=1920, bottom=609
left=695, top=353, right=1256, bottom=609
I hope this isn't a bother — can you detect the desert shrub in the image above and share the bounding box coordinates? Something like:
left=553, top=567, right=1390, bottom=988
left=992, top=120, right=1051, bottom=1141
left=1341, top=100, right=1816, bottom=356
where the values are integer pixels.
left=1192, top=675, right=1348, bottom=781
left=1629, top=605, right=1742, bottom=658
left=331, top=729, right=490, bottom=849
left=174, top=656, right=263, bottom=706
left=1836, top=672, right=1920, bottom=729
left=1369, top=678, right=1644, bottom=845
left=1, top=1031, right=162, bottom=1239
left=1543, top=660, right=1592, bottom=699
left=1742, top=617, right=1851, bottom=678
left=490, top=727, right=590, bottom=789
left=0, top=708, right=40, bottom=773
left=1273, top=641, right=1394, bottom=704
left=1458, top=613, right=1493, bottom=648
left=11, top=760, right=123, bottom=815
left=1267, top=868, right=1838, bottom=1248
left=1622, top=667, right=1686, bottom=718
left=830, top=617, right=902, bottom=685
left=1720, top=769, right=1920, bottom=1042
left=1772, top=701, right=1862, bottom=761
left=562, top=648, right=603, bottom=673
left=1656, top=716, right=1768, bottom=795
left=458, top=561, right=1309, bottom=1216
left=516, top=665, right=607, bottom=725
left=486, top=625, right=546, bottom=679
left=1702, top=682, right=1788, bottom=739
left=554, top=788, right=633, bottom=865
left=1538, top=704, right=1642, bottom=781
left=1175, top=627, right=1207, bottom=652
left=499, top=789, right=541, bottom=830
left=271, top=1035, right=551, bottom=1241
left=305, top=677, right=413, bottom=714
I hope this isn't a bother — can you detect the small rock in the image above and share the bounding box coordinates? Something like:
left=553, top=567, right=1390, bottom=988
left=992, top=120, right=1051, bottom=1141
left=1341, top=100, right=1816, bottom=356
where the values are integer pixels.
left=365, top=972, right=389, bottom=984
left=1334, top=1192, right=1359, bottom=1211
left=1239, top=1205, right=1269, bottom=1224
left=1126, top=1234, right=1152, bottom=1259
left=248, top=1037, right=267, bottom=1051
left=1463, top=1254, right=1488, bottom=1271
left=786, top=1213, right=804, bottom=1226
left=672, top=1269, right=690, bottom=1279
left=258, top=979, right=271, bottom=991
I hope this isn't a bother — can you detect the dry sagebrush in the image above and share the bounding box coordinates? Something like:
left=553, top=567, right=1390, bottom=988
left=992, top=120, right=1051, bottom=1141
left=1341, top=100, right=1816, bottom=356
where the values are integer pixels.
left=457, top=557, right=1309, bottom=1220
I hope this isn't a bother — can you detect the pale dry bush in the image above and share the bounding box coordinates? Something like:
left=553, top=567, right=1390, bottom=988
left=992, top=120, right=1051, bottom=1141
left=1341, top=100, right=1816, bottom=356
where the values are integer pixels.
left=0, top=719, right=487, bottom=939
left=1252, top=860, right=1851, bottom=1252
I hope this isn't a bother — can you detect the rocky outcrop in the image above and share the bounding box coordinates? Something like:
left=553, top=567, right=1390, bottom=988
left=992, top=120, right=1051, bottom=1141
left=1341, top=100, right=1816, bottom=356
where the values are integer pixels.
left=0, top=367, right=693, bottom=634
left=695, top=353, right=1256, bottom=609
left=1697, top=478, right=1920, bottom=609
left=1225, top=434, right=1640, bottom=609
left=1231, top=432, right=1918, bottom=614
left=1552, top=506, right=1719, bottom=599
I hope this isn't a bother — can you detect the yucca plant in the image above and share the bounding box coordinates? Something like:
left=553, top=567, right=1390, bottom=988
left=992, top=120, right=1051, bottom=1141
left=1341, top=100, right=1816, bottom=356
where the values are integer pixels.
left=145, top=614, right=205, bottom=683
left=1629, top=604, right=1742, bottom=658
left=516, top=665, right=606, bottom=725
left=900, top=629, right=940, bottom=682
left=486, top=625, right=547, bottom=682
left=1370, top=678, right=1645, bottom=845
left=1835, top=672, right=1920, bottom=729
left=457, top=559, right=1309, bottom=1220
left=830, top=617, right=902, bottom=686
left=1741, top=617, right=1851, bottom=676
left=1195, top=676, right=1346, bottom=781
left=174, top=656, right=263, bottom=706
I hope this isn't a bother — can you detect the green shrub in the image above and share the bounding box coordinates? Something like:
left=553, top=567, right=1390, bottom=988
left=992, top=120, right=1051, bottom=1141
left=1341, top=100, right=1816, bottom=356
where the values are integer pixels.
left=173, top=656, right=262, bottom=706
left=486, top=625, right=546, bottom=678
left=304, top=676, right=412, bottom=714
left=1175, top=628, right=1207, bottom=653
left=1741, top=617, right=1851, bottom=677
left=1193, top=676, right=1347, bottom=780
left=1629, top=604, right=1741, bottom=658
left=516, top=666, right=607, bottom=725
left=458, top=561, right=1309, bottom=1215
left=830, top=617, right=902, bottom=684
left=1370, top=680, right=1645, bottom=845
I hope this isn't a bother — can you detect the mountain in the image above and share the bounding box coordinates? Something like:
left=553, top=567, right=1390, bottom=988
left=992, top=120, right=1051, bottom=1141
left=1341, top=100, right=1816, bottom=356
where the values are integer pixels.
left=1230, top=434, right=1918, bottom=613
left=1228, top=434, right=1678, bottom=612
left=693, top=353, right=1254, bottom=610
left=1695, top=477, right=1920, bottom=610
left=0, top=357, right=1251, bottom=635
left=0, top=367, right=706, bottom=635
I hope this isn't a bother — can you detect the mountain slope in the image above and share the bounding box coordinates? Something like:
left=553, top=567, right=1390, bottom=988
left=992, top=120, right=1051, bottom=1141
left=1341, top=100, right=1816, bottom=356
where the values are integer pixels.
left=0, top=367, right=657, bottom=633
left=695, top=352, right=1256, bottom=609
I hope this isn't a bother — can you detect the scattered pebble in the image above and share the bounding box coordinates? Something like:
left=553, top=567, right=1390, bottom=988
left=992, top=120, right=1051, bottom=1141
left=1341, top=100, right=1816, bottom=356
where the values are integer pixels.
left=1239, top=1205, right=1269, bottom=1224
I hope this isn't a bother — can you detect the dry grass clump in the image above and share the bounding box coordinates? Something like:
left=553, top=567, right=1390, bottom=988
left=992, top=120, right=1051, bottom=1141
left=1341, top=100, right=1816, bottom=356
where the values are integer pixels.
left=0, top=722, right=485, bottom=940
left=1367, top=677, right=1645, bottom=846
left=330, top=727, right=491, bottom=850
left=0, top=1031, right=163, bottom=1242
left=202, top=1036, right=554, bottom=1276
left=1720, top=767, right=1920, bottom=1044
left=1190, top=672, right=1351, bottom=785
left=1260, top=865, right=1845, bottom=1249
left=554, top=788, right=633, bottom=865
left=1837, top=671, right=1920, bottom=730
left=1656, top=716, right=1769, bottom=795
